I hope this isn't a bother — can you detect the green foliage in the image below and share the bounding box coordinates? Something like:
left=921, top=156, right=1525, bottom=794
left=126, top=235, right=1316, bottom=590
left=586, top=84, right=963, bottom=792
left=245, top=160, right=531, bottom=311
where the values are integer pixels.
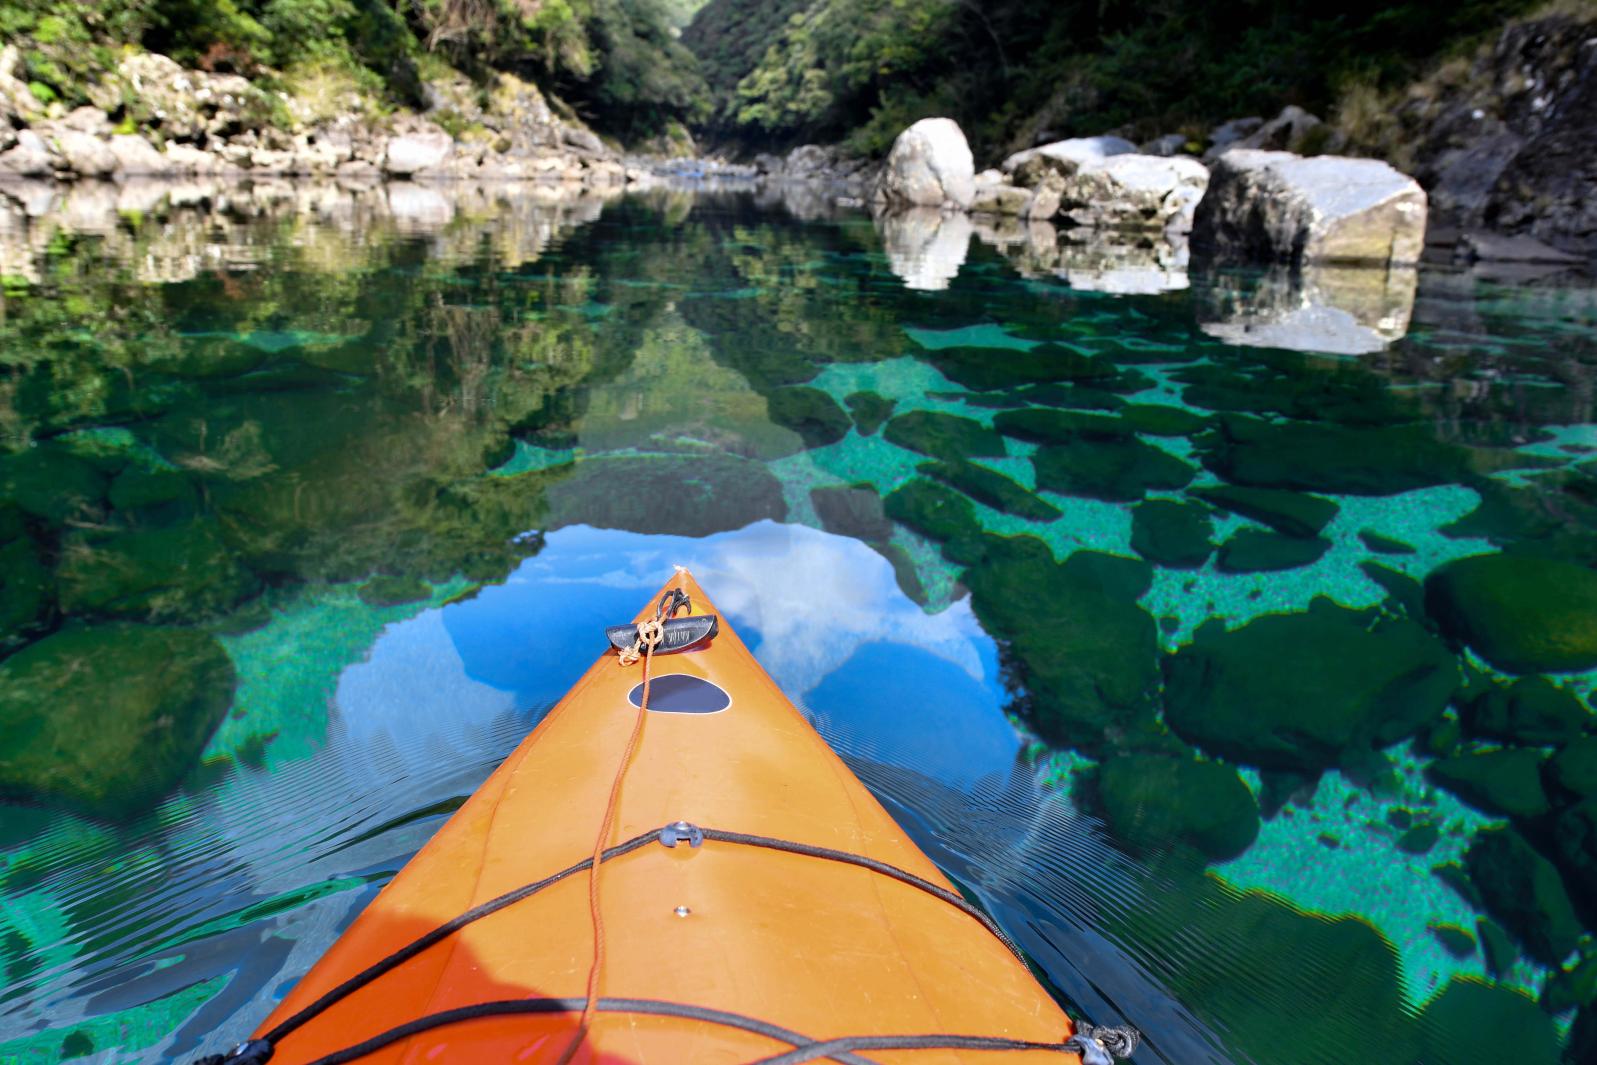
left=686, top=0, right=1545, bottom=156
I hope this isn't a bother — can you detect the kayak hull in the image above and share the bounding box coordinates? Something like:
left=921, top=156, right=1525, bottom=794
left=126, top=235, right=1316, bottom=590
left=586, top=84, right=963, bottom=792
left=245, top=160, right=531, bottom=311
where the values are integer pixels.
left=252, top=572, right=1076, bottom=1064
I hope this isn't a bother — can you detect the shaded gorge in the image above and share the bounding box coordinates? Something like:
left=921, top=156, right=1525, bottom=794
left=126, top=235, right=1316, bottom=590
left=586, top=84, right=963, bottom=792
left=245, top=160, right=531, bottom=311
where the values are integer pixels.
left=0, top=180, right=1594, bottom=1064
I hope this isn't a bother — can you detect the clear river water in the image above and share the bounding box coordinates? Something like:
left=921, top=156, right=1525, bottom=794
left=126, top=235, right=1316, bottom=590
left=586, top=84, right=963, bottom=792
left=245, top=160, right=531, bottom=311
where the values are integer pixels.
left=1, top=180, right=1595, bottom=1064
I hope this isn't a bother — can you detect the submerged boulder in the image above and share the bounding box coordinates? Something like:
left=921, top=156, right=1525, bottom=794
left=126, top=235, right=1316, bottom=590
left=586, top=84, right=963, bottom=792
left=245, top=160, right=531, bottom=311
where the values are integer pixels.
left=56, top=520, right=258, bottom=622
left=1191, top=150, right=1428, bottom=266
left=916, top=460, right=1059, bottom=521
left=766, top=386, right=851, bottom=448
left=1424, top=553, right=1597, bottom=673
left=1189, top=484, right=1338, bottom=537
left=810, top=485, right=893, bottom=543
left=1429, top=749, right=1550, bottom=819
left=1089, top=752, right=1260, bottom=862
left=1215, top=529, right=1331, bottom=573
left=0, top=623, right=236, bottom=819
left=1462, top=676, right=1591, bottom=745
left=1417, top=978, right=1562, bottom=1065
left=965, top=536, right=1159, bottom=749
left=1163, top=600, right=1458, bottom=773
left=1464, top=827, right=1581, bottom=966
left=884, top=479, right=983, bottom=562
left=1131, top=499, right=1214, bottom=569
left=844, top=392, right=895, bottom=436
left=874, top=118, right=976, bottom=210
left=883, top=411, right=1005, bottom=460
left=1200, top=415, right=1472, bottom=495
left=1032, top=438, right=1193, bottom=502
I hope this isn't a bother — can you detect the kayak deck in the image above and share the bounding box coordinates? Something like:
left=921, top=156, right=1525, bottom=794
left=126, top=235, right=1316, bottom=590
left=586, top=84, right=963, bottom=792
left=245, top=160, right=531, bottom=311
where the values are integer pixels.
left=248, top=572, right=1077, bottom=1064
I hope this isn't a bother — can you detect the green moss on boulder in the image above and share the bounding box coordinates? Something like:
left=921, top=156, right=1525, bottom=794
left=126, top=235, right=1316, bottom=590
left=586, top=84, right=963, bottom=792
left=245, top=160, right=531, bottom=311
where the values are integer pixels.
left=0, top=446, right=107, bottom=526
left=1216, top=529, right=1331, bottom=573
left=1189, top=484, right=1339, bottom=537
left=1428, top=749, right=1550, bottom=819
left=916, top=460, right=1059, bottom=521
left=1163, top=600, right=1458, bottom=773
left=964, top=536, right=1159, bottom=749
left=1462, top=676, right=1590, bottom=746
left=884, top=479, right=984, bottom=563
left=1089, top=752, right=1260, bottom=862
left=357, top=575, right=431, bottom=607
left=1032, top=438, right=1194, bottom=502
left=766, top=386, right=851, bottom=448
left=1130, top=499, right=1214, bottom=569
left=993, top=408, right=1134, bottom=443
left=1424, top=553, right=1597, bottom=673
left=1464, top=827, right=1581, bottom=966
left=56, top=520, right=258, bottom=622
left=883, top=411, right=1005, bottom=460
left=843, top=391, right=895, bottom=436
left=1200, top=415, right=1473, bottom=495
left=0, top=623, right=236, bottom=820
left=1118, top=404, right=1208, bottom=436
left=1417, top=978, right=1561, bottom=1065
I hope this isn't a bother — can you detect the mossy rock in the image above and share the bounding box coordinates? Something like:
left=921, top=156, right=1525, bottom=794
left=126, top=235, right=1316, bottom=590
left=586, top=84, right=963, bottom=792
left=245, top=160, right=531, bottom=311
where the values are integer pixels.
left=1163, top=600, right=1458, bottom=773
left=1130, top=499, right=1213, bottom=569
left=1358, top=529, right=1416, bottom=555
left=1425, top=553, right=1597, bottom=673
left=1216, top=529, right=1331, bottom=573
left=0, top=536, right=52, bottom=646
left=1428, top=923, right=1475, bottom=959
left=357, top=575, right=431, bottom=608
left=843, top=391, right=895, bottom=436
left=1100, top=866, right=1419, bottom=1065
left=1416, top=978, right=1561, bottom=1065
left=1199, top=415, right=1473, bottom=495
left=882, top=411, right=1005, bottom=460
left=964, top=536, right=1159, bottom=749
left=1464, top=827, right=1581, bottom=967
left=544, top=453, right=787, bottom=538
left=992, top=408, right=1135, bottom=443
left=916, top=460, right=1060, bottom=521
left=1117, top=404, right=1208, bottom=437
left=0, top=446, right=107, bottom=526
left=1188, top=484, right=1339, bottom=537
left=1553, top=795, right=1597, bottom=902
left=1428, top=749, right=1550, bottom=819
left=1475, top=918, right=1517, bottom=978
left=1462, top=676, right=1590, bottom=746
left=1089, top=752, right=1260, bottom=862
left=1032, top=438, right=1194, bottom=502
left=0, top=623, right=236, bottom=820
left=884, top=479, right=984, bottom=562
left=107, top=465, right=198, bottom=515
left=1359, top=561, right=1426, bottom=621
left=916, top=342, right=1109, bottom=391
left=56, top=520, right=259, bottom=623
left=766, top=386, right=851, bottom=448
left=810, top=485, right=892, bottom=543
left=1547, top=736, right=1597, bottom=800
left=1014, top=383, right=1127, bottom=411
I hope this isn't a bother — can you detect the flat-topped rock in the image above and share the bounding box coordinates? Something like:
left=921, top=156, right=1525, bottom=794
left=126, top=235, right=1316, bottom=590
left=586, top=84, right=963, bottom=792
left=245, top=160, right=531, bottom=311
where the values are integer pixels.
left=1001, top=136, right=1136, bottom=184
left=1192, top=150, right=1428, bottom=266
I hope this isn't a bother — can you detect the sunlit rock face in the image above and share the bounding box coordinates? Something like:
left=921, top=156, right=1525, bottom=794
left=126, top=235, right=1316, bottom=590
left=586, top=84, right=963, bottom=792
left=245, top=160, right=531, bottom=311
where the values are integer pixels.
left=1195, top=264, right=1417, bottom=355
left=1193, top=150, right=1428, bottom=266
left=874, top=117, right=976, bottom=210
left=876, top=206, right=973, bottom=291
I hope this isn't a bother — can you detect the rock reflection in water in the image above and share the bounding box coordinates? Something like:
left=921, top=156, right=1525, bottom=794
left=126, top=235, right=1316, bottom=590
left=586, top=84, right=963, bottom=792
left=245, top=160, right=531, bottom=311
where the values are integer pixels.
left=972, top=216, right=1191, bottom=294
left=874, top=206, right=973, bottom=291
left=1193, top=264, right=1418, bottom=355
left=0, top=178, right=623, bottom=282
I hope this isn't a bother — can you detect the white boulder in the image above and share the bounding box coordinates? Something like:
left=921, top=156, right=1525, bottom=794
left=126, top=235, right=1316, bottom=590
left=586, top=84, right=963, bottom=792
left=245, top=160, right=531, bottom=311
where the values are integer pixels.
left=874, top=117, right=975, bottom=210
left=1058, top=154, right=1210, bottom=234
left=384, top=130, right=453, bottom=176
left=1002, top=136, right=1137, bottom=184
left=107, top=134, right=170, bottom=175
left=1192, top=150, right=1428, bottom=265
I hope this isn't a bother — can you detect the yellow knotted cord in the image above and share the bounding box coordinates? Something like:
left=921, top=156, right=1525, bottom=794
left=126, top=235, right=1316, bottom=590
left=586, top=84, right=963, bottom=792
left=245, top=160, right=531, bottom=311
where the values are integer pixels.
left=555, top=599, right=676, bottom=1064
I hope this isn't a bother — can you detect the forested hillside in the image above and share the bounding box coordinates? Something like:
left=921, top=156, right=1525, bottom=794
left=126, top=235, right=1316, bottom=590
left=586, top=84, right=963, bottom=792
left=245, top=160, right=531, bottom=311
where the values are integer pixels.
left=0, top=0, right=709, bottom=139
left=684, top=0, right=1545, bottom=157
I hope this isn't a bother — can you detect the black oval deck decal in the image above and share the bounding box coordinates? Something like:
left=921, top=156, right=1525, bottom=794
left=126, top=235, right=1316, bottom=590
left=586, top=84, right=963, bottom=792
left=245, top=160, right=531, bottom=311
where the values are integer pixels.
left=628, top=674, right=731, bottom=714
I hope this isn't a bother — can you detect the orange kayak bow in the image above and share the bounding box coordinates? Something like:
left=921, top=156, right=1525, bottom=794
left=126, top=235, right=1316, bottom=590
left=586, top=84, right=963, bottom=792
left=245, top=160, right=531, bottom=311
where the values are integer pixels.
left=223, top=571, right=1096, bottom=1064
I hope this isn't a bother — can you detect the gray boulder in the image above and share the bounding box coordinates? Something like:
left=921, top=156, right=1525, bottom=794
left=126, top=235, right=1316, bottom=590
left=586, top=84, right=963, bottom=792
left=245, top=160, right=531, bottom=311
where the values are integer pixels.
left=875, top=118, right=975, bottom=209
left=969, top=182, right=1033, bottom=216
left=1141, top=134, right=1189, bottom=157
left=1192, top=150, right=1428, bottom=266
left=1002, top=135, right=1137, bottom=186
left=0, top=130, right=56, bottom=178
left=384, top=130, right=454, bottom=176
left=107, top=133, right=170, bottom=175
left=1058, top=154, right=1209, bottom=234
left=50, top=130, right=119, bottom=178
left=1207, top=106, right=1338, bottom=160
